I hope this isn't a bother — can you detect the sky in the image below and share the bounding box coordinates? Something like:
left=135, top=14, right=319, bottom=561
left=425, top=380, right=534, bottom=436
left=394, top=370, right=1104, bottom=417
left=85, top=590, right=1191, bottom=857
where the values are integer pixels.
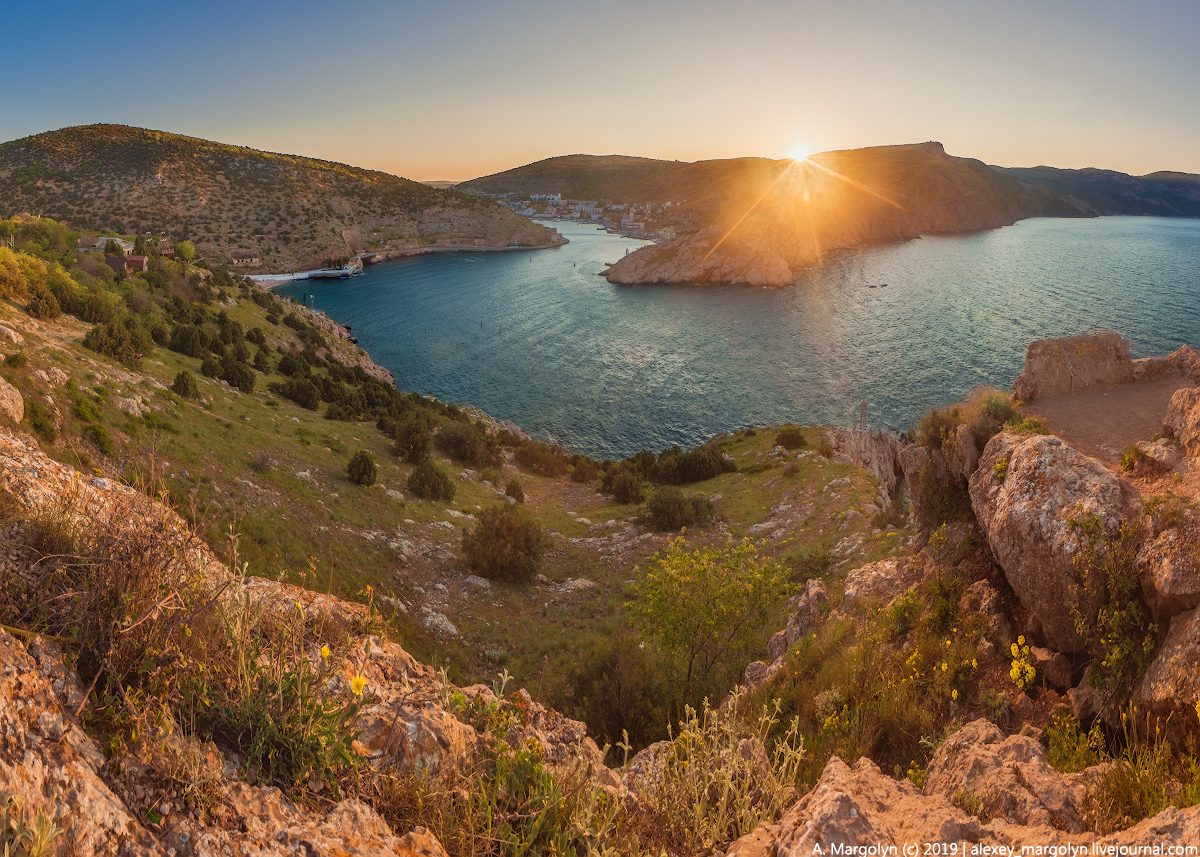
left=6, top=0, right=1199, bottom=181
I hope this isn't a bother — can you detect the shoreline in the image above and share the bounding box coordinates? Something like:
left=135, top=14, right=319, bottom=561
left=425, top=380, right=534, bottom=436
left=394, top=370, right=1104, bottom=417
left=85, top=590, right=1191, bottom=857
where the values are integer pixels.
left=250, top=237, right=569, bottom=289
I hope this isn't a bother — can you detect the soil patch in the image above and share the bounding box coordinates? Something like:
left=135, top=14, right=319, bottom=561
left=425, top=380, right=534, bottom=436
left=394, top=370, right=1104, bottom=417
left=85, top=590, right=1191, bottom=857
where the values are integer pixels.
left=1024, top=373, right=1190, bottom=466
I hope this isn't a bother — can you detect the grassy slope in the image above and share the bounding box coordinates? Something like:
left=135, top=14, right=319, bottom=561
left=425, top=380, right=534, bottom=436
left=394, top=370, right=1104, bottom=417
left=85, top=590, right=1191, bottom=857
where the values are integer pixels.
left=3, top=286, right=911, bottom=744
left=0, top=124, right=557, bottom=271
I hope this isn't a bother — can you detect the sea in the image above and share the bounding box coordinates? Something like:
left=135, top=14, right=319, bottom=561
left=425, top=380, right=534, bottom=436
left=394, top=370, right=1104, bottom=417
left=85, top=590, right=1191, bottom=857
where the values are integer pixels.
left=277, top=217, right=1200, bottom=460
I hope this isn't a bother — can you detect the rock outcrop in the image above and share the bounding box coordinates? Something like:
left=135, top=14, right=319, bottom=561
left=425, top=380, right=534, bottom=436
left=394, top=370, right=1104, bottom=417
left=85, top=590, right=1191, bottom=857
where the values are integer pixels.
left=1012, top=332, right=1136, bottom=402
left=969, top=433, right=1141, bottom=653
left=829, top=427, right=907, bottom=503
left=0, top=376, right=23, bottom=424
left=767, top=579, right=829, bottom=661
left=1164, top=386, right=1200, bottom=458
left=898, top=444, right=954, bottom=527
left=1137, top=605, right=1200, bottom=718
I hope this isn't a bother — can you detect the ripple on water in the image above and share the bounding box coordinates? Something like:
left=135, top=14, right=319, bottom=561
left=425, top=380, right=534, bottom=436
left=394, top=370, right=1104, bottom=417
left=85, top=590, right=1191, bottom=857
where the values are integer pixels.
left=278, top=217, right=1200, bottom=459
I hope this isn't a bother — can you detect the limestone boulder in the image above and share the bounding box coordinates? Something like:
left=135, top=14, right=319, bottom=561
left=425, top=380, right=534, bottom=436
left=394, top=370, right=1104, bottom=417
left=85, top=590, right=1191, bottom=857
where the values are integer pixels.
left=768, top=579, right=828, bottom=660
left=0, top=628, right=159, bottom=856
left=0, top=376, right=22, bottom=423
left=1164, top=386, right=1200, bottom=458
left=898, top=444, right=954, bottom=528
left=163, top=784, right=448, bottom=856
left=969, top=433, right=1142, bottom=653
left=948, top=423, right=980, bottom=484
left=1168, top=343, right=1200, bottom=383
left=958, top=580, right=1013, bottom=644
left=1136, top=522, right=1200, bottom=622
left=1012, top=332, right=1133, bottom=401
left=924, top=719, right=1099, bottom=832
left=1137, top=605, right=1200, bottom=718
left=843, top=557, right=921, bottom=610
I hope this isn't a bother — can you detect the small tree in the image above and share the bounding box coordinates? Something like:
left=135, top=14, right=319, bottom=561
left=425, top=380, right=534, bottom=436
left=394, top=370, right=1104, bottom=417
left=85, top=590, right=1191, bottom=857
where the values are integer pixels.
left=175, top=240, right=196, bottom=263
left=27, top=289, right=61, bottom=321
left=172, top=370, right=200, bottom=399
left=611, top=469, right=644, bottom=504
left=505, top=478, right=524, bottom=503
left=462, top=504, right=551, bottom=582
left=347, top=450, right=377, bottom=486
left=407, top=460, right=455, bottom=502
left=630, top=537, right=794, bottom=704
left=641, top=487, right=714, bottom=532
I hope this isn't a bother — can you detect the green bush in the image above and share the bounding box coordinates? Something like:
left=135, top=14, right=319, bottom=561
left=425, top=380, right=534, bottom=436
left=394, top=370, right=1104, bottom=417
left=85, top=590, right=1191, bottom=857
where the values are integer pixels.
left=640, top=487, right=715, bottom=532
left=5, top=352, right=26, bottom=369
left=172, top=370, right=200, bottom=399
left=462, top=504, right=551, bottom=582
left=84, top=424, right=114, bottom=457
left=271, top=378, right=320, bottom=410
left=169, top=324, right=208, bottom=358
left=775, top=426, right=808, bottom=450
left=72, top=396, right=100, bottom=423
left=407, top=461, right=455, bottom=502
left=220, top=359, right=256, bottom=394
left=651, top=445, right=732, bottom=485
left=505, top=478, right=524, bottom=503
left=570, top=458, right=599, bottom=483
left=26, top=289, right=61, bottom=321
left=386, top=414, right=432, bottom=463
left=514, top=441, right=569, bottom=477
left=24, top=399, right=57, bottom=440
left=200, top=355, right=221, bottom=378
left=916, top=405, right=962, bottom=452
left=610, top=469, right=644, bottom=504
left=435, top=421, right=499, bottom=467
left=253, top=349, right=271, bottom=372
left=83, top=320, right=142, bottom=366
left=347, top=450, right=377, bottom=487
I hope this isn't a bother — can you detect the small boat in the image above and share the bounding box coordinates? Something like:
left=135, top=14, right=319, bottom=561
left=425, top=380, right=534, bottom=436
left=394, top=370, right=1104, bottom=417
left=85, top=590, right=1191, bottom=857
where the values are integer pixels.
left=308, top=257, right=364, bottom=280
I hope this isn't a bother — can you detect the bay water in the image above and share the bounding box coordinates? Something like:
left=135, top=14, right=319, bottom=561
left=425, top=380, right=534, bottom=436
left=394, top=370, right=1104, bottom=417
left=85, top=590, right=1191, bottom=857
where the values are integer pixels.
left=278, top=217, right=1200, bottom=459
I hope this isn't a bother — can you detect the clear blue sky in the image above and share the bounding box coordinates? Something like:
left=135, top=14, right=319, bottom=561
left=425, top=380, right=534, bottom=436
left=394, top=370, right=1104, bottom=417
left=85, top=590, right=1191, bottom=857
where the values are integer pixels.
left=6, top=0, right=1199, bottom=180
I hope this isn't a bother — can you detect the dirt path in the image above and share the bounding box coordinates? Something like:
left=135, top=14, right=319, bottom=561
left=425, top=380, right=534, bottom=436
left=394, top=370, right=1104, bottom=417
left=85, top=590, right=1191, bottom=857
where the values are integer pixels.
left=1024, top=374, right=1190, bottom=466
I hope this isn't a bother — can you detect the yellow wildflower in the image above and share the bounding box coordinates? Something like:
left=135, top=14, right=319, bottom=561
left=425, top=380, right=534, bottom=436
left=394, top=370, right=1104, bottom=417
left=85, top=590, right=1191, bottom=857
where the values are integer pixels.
left=351, top=674, right=367, bottom=696
left=1017, top=634, right=1026, bottom=645
left=321, top=644, right=331, bottom=661
left=951, top=689, right=958, bottom=700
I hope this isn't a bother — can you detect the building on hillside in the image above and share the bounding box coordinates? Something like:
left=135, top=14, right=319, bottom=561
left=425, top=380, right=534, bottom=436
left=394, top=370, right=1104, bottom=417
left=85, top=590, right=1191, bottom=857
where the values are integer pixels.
left=230, top=250, right=261, bottom=266
left=530, top=192, right=561, bottom=202
left=125, top=255, right=149, bottom=273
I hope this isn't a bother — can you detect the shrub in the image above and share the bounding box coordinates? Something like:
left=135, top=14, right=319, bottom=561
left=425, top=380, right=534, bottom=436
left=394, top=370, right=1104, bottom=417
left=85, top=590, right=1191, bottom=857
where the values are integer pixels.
left=246, top=327, right=266, bottom=346
left=24, top=399, right=56, bottom=440
left=916, top=405, right=962, bottom=452
left=462, top=504, right=551, bottom=582
left=169, top=324, right=207, bottom=358
left=200, top=355, right=221, bottom=378
left=277, top=353, right=307, bottom=377
left=83, top=320, right=141, bottom=366
left=505, top=478, right=524, bottom=503
left=640, top=487, right=714, bottom=532
left=73, top=396, right=101, bottom=423
left=651, top=445, right=731, bottom=485
left=253, top=349, right=270, bottom=372
left=84, top=424, right=114, bottom=457
left=407, top=461, right=455, bottom=502
left=570, top=458, right=599, bottom=483
left=610, top=469, right=644, bottom=504
left=271, top=378, right=320, bottom=410
left=171, top=371, right=200, bottom=399
left=220, top=359, right=256, bottom=394
left=514, top=441, right=569, bottom=476
left=387, top=415, right=432, bottom=463
left=630, top=537, right=794, bottom=703
left=347, top=450, right=377, bottom=487
left=963, top=389, right=1017, bottom=446
left=435, top=421, right=499, bottom=467
left=775, top=426, right=807, bottom=450
left=5, top=352, right=26, bottom=369
left=26, top=289, right=61, bottom=321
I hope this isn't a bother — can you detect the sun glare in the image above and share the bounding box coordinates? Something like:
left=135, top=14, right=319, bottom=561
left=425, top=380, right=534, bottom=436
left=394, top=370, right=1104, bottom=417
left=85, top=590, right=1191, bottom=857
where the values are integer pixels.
left=789, top=145, right=811, bottom=162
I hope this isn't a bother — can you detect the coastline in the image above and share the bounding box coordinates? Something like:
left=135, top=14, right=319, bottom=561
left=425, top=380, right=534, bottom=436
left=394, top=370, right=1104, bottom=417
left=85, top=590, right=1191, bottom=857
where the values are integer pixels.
left=250, top=237, right=569, bottom=289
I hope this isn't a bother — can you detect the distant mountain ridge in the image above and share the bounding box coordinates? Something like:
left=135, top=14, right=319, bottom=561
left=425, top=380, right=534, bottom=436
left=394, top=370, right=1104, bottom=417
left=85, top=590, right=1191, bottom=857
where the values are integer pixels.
left=0, top=124, right=558, bottom=271
left=463, top=146, right=1200, bottom=286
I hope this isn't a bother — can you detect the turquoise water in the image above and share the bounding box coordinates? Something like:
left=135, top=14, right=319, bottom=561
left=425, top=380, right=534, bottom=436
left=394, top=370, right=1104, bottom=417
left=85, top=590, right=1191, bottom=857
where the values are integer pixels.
left=278, top=217, right=1200, bottom=460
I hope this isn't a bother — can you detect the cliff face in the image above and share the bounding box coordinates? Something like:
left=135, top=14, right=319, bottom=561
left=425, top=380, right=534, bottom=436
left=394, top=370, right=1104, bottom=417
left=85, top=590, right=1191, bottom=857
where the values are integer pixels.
left=605, top=142, right=1080, bottom=286
left=0, top=124, right=560, bottom=271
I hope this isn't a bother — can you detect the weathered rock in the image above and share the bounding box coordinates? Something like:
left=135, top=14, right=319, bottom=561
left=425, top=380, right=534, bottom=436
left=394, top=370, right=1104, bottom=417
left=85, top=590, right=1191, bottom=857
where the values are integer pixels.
left=924, top=719, right=1096, bottom=832
left=1135, top=438, right=1182, bottom=470
left=1164, top=386, right=1200, bottom=458
left=0, top=628, right=159, bottom=856
left=1132, top=355, right=1174, bottom=382
left=970, top=433, right=1142, bottom=653
left=1137, top=605, right=1200, bottom=718
left=1167, top=344, right=1200, bottom=383
left=829, top=427, right=907, bottom=503
left=0, top=376, right=23, bottom=423
left=777, top=579, right=828, bottom=654
left=948, top=423, right=980, bottom=484
left=742, top=659, right=780, bottom=691
left=47, top=366, right=69, bottom=386
left=843, top=556, right=920, bottom=610
left=898, top=444, right=954, bottom=528
left=115, top=395, right=148, bottom=417
left=1012, top=332, right=1134, bottom=402
left=958, top=580, right=1013, bottom=644
left=0, top=324, right=24, bottom=344
left=1029, top=646, right=1074, bottom=690
left=164, top=784, right=449, bottom=856
left=1137, top=522, right=1200, bottom=622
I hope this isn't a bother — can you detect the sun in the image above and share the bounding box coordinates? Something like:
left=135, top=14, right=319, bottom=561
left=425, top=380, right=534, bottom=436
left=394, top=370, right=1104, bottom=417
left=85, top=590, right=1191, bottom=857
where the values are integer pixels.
left=789, top=145, right=811, bottom=162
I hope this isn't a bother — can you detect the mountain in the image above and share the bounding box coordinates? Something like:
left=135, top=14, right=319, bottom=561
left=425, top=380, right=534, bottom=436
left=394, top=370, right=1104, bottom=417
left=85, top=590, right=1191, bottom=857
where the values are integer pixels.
left=993, top=165, right=1200, bottom=217
left=597, top=142, right=1082, bottom=286
left=0, top=124, right=560, bottom=270
left=465, top=145, right=1200, bottom=287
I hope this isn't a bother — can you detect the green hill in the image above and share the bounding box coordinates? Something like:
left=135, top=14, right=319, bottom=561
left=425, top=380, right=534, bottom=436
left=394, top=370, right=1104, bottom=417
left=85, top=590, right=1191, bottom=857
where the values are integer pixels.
left=0, top=124, right=558, bottom=271
left=993, top=165, right=1200, bottom=217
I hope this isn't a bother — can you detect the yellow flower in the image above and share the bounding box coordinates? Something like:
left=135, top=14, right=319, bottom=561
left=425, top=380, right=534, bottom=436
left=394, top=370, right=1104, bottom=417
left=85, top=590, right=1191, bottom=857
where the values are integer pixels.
left=1010, top=643, right=1019, bottom=658
left=351, top=674, right=367, bottom=696
left=941, top=662, right=947, bottom=671
left=321, top=644, right=331, bottom=661
left=971, top=659, right=978, bottom=669
left=951, top=689, right=958, bottom=700
left=1017, top=634, right=1026, bottom=646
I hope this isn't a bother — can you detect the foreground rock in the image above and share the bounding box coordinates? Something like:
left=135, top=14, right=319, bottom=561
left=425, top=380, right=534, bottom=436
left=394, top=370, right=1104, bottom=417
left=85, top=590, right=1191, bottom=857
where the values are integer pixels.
left=726, top=721, right=1200, bottom=855
left=1012, top=332, right=1134, bottom=401
left=970, top=433, right=1141, bottom=653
